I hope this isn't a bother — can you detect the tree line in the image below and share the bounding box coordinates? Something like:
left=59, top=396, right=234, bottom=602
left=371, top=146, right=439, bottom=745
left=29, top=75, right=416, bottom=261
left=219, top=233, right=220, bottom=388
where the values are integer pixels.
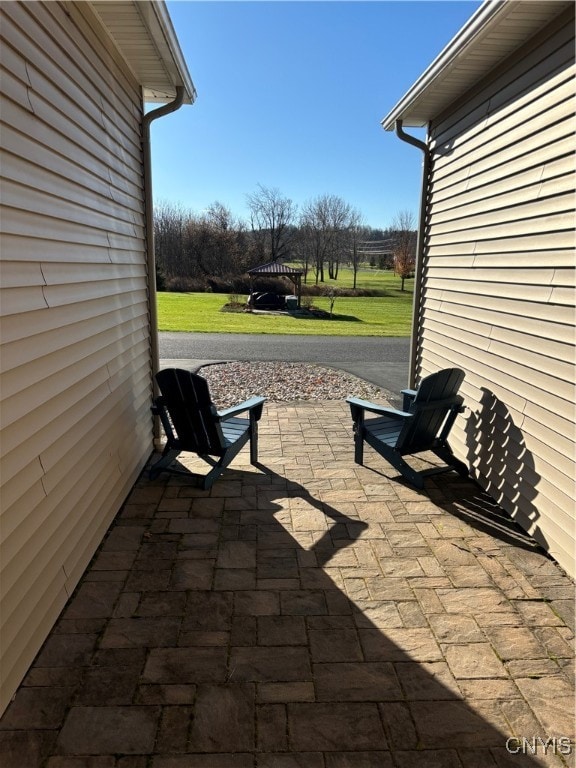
left=154, top=184, right=417, bottom=292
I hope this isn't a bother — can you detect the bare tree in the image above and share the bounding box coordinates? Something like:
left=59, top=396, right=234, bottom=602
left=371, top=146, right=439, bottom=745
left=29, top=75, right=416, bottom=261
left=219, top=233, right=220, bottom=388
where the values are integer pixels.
left=205, top=200, right=234, bottom=231
left=154, top=193, right=388, bottom=292
left=391, top=210, right=417, bottom=291
left=347, top=210, right=365, bottom=290
left=321, top=284, right=339, bottom=318
left=154, top=200, right=190, bottom=278
left=154, top=197, right=258, bottom=284
left=203, top=202, right=254, bottom=273
left=300, top=194, right=354, bottom=284
left=246, top=184, right=297, bottom=262
left=291, top=225, right=313, bottom=283
left=188, top=203, right=249, bottom=277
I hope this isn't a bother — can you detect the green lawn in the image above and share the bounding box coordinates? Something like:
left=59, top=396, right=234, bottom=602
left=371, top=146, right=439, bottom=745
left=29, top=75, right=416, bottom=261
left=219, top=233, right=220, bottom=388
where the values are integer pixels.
left=291, top=265, right=409, bottom=293
left=157, top=290, right=413, bottom=336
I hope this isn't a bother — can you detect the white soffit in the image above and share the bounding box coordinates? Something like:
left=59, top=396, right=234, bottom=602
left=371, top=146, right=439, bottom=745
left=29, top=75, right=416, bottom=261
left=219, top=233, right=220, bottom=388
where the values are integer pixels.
left=88, top=0, right=196, bottom=104
left=381, top=0, right=572, bottom=130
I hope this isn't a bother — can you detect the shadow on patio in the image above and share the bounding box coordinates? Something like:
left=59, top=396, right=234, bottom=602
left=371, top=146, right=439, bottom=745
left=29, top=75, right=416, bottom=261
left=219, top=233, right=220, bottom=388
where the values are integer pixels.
left=0, top=401, right=574, bottom=767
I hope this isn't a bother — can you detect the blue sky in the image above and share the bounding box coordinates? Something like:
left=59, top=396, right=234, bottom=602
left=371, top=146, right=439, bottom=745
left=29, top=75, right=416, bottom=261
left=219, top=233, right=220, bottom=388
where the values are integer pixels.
left=150, top=1, right=481, bottom=229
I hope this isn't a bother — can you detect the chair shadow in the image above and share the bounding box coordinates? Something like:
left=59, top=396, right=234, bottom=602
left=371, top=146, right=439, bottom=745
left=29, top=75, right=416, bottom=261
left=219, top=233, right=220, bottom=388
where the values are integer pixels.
left=430, top=479, right=548, bottom=554
left=347, top=449, right=465, bottom=491
left=351, top=397, right=547, bottom=556
left=464, top=387, right=545, bottom=553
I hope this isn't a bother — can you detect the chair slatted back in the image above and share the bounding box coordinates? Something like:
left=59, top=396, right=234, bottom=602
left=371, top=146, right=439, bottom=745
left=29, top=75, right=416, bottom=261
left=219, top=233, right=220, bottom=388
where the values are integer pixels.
left=156, top=368, right=226, bottom=456
left=397, top=368, right=464, bottom=454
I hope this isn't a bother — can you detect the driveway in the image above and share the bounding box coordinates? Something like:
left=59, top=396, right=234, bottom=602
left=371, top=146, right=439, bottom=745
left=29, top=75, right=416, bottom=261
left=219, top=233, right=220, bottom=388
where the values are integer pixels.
left=159, top=332, right=411, bottom=399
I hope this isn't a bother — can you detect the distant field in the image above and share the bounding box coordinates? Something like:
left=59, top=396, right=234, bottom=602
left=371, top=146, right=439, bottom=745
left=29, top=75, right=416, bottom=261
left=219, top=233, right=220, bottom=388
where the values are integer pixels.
left=290, top=265, right=412, bottom=294
left=157, top=290, right=413, bottom=337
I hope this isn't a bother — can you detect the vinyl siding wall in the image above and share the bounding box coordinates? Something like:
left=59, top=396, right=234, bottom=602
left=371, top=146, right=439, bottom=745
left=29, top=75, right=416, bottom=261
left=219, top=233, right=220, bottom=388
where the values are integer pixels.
left=417, top=8, right=575, bottom=576
left=0, top=1, right=153, bottom=713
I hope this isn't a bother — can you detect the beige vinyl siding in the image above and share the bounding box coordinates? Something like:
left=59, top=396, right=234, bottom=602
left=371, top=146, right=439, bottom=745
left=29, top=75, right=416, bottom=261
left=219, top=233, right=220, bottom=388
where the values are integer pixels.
left=416, top=7, right=576, bottom=576
left=0, top=1, right=153, bottom=713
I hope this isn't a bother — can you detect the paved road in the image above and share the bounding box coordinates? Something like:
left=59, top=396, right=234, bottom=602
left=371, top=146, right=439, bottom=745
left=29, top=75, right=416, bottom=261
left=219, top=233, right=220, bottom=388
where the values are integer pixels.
left=159, top=332, right=410, bottom=399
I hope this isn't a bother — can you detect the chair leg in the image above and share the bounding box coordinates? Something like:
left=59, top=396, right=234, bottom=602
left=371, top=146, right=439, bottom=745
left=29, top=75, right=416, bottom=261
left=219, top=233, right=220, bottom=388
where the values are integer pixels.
left=353, top=425, right=364, bottom=465
left=250, top=420, right=259, bottom=465
left=386, top=452, right=425, bottom=489
left=149, top=447, right=181, bottom=480
left=202, top=433, right=250, bottom=489
left=434, top=445, right=469, bottom=478
left=202, top=460, right=227, bottom=490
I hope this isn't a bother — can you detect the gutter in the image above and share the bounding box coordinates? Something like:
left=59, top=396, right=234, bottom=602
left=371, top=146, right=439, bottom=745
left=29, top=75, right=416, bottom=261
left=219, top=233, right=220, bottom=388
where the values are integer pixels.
left=394, top=120, right=430, bottom=388
left=142, top=86, right=186, bottom=440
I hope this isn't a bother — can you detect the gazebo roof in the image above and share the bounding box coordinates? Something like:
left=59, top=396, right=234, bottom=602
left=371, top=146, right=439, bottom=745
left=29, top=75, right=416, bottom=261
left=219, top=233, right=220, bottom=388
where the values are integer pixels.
left=247, top=261, right=303, bottom=276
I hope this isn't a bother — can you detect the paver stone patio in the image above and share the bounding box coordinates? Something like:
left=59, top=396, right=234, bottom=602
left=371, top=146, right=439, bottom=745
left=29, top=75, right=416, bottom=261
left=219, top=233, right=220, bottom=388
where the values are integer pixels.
left=0, top=401, right=574, bottom=768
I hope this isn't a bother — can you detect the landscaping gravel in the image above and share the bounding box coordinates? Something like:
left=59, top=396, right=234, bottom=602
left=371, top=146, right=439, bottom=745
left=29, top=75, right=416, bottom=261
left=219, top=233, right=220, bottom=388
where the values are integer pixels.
left=198, top=361, right=388, bottom=409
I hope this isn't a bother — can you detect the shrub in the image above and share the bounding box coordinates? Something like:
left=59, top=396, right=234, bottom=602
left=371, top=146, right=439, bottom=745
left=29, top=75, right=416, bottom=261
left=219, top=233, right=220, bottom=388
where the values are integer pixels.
left=156, top=264, right=167, bottom=291
left=300, top=284, right=324, bottom=297
left=229, top=275, right=251, bottom=294
left=162, top=275, right=390, bottom=298
left=165, top=276, right=207, bottom=292
left=300, top=284, right=387, bottom=298
left=202, top=274, right=294, bottom=295
left=207, top=276, right=234, bottom=293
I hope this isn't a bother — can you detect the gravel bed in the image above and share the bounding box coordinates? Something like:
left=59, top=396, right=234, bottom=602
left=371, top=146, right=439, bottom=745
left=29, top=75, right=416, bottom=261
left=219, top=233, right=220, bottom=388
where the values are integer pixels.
left=198, top=361, right=387, bottom=409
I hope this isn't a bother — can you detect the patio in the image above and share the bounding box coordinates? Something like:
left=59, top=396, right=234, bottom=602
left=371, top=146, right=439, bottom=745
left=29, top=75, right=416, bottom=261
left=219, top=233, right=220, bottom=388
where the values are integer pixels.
left=0, top=400, right=574, bottom=767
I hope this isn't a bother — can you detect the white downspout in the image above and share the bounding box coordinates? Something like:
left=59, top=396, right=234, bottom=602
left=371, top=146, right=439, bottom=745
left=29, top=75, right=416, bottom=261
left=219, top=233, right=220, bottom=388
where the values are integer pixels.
left=142, top=86, right=185, bottom=441
left=394, top=119, right=430, bottom=389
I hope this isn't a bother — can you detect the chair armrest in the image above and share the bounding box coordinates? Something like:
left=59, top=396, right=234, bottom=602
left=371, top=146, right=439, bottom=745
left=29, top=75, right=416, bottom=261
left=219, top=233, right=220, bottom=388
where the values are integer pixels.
left=401, top=388, right=417, bottom=411
left=346, top=397, right=412, bottom=420
left=151, top=397, right=177, bottom=443
left=218, top=396, right=265, bottom=421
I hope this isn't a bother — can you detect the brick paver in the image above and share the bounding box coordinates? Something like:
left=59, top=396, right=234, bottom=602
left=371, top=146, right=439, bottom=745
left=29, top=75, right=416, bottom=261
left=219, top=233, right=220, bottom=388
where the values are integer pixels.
left=1, top=401, right=574, bottom=767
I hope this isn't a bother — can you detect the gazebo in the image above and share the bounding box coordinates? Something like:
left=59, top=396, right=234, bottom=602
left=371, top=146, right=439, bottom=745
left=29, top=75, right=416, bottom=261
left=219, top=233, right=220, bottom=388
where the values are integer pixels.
left=247, top=260, right=304, bottom=308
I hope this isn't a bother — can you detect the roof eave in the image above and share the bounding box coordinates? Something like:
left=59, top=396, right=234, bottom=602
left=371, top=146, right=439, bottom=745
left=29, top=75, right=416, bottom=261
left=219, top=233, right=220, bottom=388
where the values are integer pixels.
left=140, top=0, right=197, bottom=105
left=247, top=261, right=304, bottom=275
left=88, top=0, right=196, bottom=106
left=381, top=0, right=571, bottom=131
left=382, top=1, right=502, bottom=130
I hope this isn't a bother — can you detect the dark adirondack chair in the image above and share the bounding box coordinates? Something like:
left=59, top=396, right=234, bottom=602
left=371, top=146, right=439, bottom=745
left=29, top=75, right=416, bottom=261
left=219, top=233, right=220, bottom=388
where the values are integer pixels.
left=150, top=368, right=265, bottom=489
left=347, top=368, right=468, bottom=489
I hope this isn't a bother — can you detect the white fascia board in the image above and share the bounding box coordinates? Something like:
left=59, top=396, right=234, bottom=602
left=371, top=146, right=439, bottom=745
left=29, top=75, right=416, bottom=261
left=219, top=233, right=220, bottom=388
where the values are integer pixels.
left=381, top=0, right=511, bottom=130
left=88, top=0, right=197, bottom=105
left=143, top=1, right=197, bottom=104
